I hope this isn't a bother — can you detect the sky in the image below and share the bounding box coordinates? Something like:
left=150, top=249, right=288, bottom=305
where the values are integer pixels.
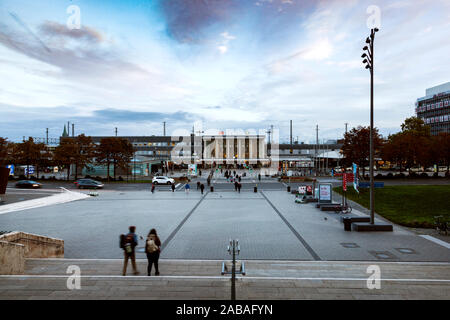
left=0, top=0, right=449, bottom=143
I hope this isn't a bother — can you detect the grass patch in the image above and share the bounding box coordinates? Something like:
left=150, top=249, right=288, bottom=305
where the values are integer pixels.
left=334, top=185, right=450, bottom=228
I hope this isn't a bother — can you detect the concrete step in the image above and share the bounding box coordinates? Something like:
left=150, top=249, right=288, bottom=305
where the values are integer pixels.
left=25, top=258, right=450, bottom=280
left=0, top=259, right=448, bottom=300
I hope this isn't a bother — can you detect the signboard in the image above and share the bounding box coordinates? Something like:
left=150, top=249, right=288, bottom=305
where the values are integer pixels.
left=188, top=164, right=197, bottom=176
left=318, top=183, right=332, bottom=203
left=24, top=166, right=35, bottom=175
left=6, top=165, right=14, bottom=175
left=298, top=186, right=306, bottom=195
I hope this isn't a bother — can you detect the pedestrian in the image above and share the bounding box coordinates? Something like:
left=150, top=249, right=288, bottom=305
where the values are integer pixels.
left=120, top=226, right=139, bottom=276
left=171, top=183, right=175, bottom=192
left=151, top=183, right=155, bottom=193
left=197, top=181, right=201, bottom=190
left=145, top=229, right=161, bottom=276
left=258, top=173, right=261, bottom=181
left=207, top=177, right=211, bottom=186
left=200, top=183, right=205, bottom=195
left=199, top=170, right=202, bottom=176
left=234, top=180, right=239, bottom=191
left=238, top=176, right=241, bottom=182
left=185, top=183, right=190, bottom=194
left=237, top=182, right=241, bottom=193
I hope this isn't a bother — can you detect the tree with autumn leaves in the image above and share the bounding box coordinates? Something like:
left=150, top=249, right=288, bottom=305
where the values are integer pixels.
left=381, top=117, right=450, bottom=174
left=95, top=137, right=135, bottom=181
left=341, top=126, right=383, bottom=176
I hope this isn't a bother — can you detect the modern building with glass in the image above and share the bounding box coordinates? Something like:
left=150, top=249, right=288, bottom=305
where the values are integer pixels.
left=415, top=82, right=450, bottom=135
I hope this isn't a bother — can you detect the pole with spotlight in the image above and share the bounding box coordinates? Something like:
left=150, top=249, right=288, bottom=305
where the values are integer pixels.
left=362, top=27, right=378, bottom=225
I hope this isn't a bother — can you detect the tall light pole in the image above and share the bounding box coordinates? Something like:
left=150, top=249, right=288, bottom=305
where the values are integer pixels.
left=362, top=27, right=379, bottom=225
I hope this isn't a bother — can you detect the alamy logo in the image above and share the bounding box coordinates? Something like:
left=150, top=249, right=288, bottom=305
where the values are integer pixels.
left=366, top=5, right=381, bottom=30
left=66, top=265, right=81, bottom=290
left=67, top=5, right=81, bottom=30
left=366, top=265, right=381, bottom=290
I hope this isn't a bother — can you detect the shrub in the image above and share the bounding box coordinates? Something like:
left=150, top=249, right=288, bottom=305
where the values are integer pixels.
left=386, top=173, right=393, bottom=179
left=419, top=172, right=429, bottom=178
left=395, top=173, right=405, bottom=178
left=375, top=173, right=383, bottom=179
left=118, top=176, right=124, bottom=181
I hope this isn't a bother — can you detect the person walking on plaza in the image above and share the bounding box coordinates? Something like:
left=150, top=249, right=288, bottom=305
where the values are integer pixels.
left=145, top=229, right=161, bottom=276
left=121, top=226, right=139, bottom=276
left=234, top=180, right=239, bottom=191
left=197, top=181, right=201, bottom=190
left=200, top=183, right=205, bottom=195
left=237, top=182, right=242, bottom=193
left=151, top=183, right=155, bottom=194
left=171, top=183, right=175, bottom=192
left=185, top=183, right=190, bottom=194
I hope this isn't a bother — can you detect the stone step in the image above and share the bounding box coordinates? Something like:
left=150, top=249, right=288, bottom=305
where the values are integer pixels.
left=25, top=258, right=450, bottom=280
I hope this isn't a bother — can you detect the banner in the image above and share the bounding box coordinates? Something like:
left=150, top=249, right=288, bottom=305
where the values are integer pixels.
left=352, top=163, right=359, bottom=194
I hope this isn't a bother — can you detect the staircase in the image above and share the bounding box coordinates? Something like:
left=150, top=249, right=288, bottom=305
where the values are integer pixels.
left=0, top=258, right=449, bottom=300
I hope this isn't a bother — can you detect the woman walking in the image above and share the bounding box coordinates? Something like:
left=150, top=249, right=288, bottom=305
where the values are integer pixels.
left=145, top=229, right=161, bottom=276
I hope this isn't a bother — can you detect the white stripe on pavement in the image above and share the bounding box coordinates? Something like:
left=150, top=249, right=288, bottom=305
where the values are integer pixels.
left=420, top=235, right=450, bottom=249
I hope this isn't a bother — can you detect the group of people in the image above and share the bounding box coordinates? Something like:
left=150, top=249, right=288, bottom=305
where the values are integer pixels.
left=151, top=183, right=176, bottom=193
left=120, top=226, right=161, bottom=276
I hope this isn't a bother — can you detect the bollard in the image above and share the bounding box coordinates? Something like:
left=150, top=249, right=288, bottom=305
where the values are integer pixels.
left=287, top=186, right=291, bottom=192
left=254, top=186, right=257, bottom=193
left=210, top=186, right=214, bottom=192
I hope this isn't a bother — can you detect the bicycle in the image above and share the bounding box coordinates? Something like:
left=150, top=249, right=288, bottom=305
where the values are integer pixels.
left=434, top=216, right=449, bottom=235
left=335, top=203, right=352, bottom=214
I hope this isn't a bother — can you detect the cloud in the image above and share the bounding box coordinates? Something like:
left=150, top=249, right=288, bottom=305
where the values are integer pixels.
left=0, top=20, right=148, bottom=79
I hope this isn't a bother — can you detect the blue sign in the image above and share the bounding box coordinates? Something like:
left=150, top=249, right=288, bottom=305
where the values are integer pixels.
left=7, top=164, right=14, bottom=175
left=25, top=166, right=35, bottom=175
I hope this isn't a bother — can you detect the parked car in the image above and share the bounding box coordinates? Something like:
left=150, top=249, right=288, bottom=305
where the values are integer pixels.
left=15, top=180, right=42, bottom=189
left=77, top=180, right=104, bottom=189
left=152, top=176, right=175, bottom=185
left=74, top=179, right=102, bottom=187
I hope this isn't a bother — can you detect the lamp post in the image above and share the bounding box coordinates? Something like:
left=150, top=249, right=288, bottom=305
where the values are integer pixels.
left=362, top=28, right=379, bottom=225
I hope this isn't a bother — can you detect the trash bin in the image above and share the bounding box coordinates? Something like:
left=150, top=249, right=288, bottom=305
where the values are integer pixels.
left=287, top=186, right=291, bottom=192
left=343, top=217, right=352, bottom=231
left=210, top=186, right=214, bottom=192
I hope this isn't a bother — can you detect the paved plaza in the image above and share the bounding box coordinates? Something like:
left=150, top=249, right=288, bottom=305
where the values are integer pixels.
left=0, top=182, right=449, bottom=262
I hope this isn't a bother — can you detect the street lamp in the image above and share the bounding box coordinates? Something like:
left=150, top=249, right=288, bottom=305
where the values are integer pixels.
left=362, top=27, right=379, bottom=225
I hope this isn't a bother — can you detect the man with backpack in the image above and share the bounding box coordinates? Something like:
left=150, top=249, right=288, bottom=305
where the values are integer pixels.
left=120, top=226, right=140, bottom=276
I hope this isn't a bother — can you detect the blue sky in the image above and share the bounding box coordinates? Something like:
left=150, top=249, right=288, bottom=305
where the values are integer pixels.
left=0, top=0, right=449, bottom=143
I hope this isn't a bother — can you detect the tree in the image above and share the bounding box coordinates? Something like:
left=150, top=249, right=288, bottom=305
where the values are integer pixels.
left=434, top=132, right=450, bottom=174
left=72, top=135, right=95, bottom=180
left=96, top=138, right=135, bottom=181
left=341, top=126, right=383, bottom=176
left=0, top=138, right=12, bottom=167
left=53, top=138, right=77, bottom=180
left=12, top=138, right=48, bottom=178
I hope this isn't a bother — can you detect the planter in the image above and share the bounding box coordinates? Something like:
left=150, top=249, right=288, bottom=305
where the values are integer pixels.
left=0, top=166, right=9, bottom=195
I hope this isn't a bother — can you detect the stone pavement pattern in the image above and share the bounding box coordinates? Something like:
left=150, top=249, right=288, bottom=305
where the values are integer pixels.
left=0, top=190, right=449, bottom=262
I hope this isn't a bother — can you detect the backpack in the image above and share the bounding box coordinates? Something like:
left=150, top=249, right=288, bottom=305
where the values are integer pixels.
left=119, top=234, right=126, bottom=249
left=146, top=237, right=159, bottom=253
left=124, top=233, right=135, bottom=253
